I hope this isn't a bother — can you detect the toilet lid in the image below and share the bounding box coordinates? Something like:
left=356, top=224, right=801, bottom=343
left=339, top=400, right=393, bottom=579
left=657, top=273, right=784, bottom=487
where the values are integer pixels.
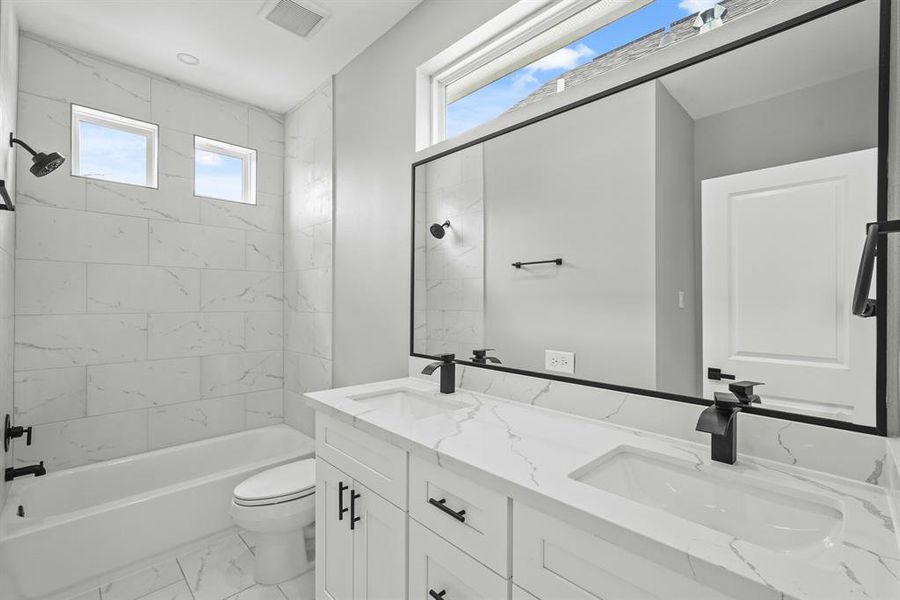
left=233, top=459, right=316, bottom=506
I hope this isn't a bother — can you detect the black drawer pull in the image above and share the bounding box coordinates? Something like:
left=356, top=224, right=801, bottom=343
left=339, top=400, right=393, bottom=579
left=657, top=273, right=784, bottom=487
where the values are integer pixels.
left=350, top=490, right=361, bottom=530
left=428, top=497, right=466, bottom=523
left=429, top=590, right=446, bottom=600
left=338, top=482, right=348, bottom=520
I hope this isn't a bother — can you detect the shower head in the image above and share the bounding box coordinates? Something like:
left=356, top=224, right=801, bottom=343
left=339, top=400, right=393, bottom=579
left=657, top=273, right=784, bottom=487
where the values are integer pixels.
left=430, top=220, right=450, bottom=239
left=10, top=133, right=66, bottom=178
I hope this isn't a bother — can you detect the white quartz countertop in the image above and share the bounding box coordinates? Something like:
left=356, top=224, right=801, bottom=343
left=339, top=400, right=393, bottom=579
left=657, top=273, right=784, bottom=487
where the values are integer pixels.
left=306, top=378, right=900, bottom=600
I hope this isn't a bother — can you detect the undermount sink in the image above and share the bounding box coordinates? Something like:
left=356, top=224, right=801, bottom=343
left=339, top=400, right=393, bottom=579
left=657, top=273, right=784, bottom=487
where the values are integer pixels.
left=570, top=446, right=844, bottom=564
left=347, top=388, right=469, bottom=421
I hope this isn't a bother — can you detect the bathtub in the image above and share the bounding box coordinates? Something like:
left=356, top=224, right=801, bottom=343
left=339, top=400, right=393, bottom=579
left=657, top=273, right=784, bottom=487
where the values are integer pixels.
left=0, top=424, right=315, bottom=600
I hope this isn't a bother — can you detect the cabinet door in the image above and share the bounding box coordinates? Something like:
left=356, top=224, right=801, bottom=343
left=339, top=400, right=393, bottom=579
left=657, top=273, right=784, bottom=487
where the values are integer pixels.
left=352, top=480, right=407, bottom=600
left=317, top=459, right=354, bottom=600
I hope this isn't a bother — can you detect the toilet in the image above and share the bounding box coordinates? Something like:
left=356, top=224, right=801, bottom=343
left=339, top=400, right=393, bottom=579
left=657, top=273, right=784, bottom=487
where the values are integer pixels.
left=231, top=458, right=316, bottom=584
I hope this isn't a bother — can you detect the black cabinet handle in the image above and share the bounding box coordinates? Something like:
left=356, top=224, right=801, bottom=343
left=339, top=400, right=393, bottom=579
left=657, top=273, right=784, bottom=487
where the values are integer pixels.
left=350, top=489, right=361, bottom=530
left=338, top=482, right=348, bottom=521
left=428, top=590, right=446, bottom=600
left=428, top=497, right=466, bottom=523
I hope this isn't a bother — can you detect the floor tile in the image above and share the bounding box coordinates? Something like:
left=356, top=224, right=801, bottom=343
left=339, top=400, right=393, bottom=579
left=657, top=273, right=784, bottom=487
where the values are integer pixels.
left=68, top=590, right=101, bottom=600
left=99, top=559, right=183, bottom=600
left=238, top=529, right=257, bottom=555
left=226, top=584, right=287, bottom=600
left=177, top=533, right=256, bottom=600
left=139, top=581, right=194, bottom=600
left=278, top=571, right=315, bottom=600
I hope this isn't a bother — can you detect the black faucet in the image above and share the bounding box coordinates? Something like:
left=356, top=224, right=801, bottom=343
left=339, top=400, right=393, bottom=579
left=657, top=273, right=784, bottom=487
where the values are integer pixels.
left=421, top=354, right=456, bottom=394
left=5, top=461, right=46, bottom=482
left=695, top=381, right=762, bottom=464
left=471, top=349, right=501, bottom=364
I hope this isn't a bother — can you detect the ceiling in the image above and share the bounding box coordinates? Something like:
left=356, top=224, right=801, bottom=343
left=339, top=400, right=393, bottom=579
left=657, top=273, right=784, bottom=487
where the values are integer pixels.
left=12, top=0, right=422, bottom=113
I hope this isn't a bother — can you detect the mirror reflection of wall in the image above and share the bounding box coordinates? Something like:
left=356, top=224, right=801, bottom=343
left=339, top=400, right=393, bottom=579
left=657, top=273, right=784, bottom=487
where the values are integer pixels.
left=413, top=0, right=881, bottom=426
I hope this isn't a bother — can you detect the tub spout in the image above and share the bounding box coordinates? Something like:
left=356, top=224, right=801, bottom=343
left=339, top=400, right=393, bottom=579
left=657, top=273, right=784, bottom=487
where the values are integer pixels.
left=5, top=461, right=45, bottom=481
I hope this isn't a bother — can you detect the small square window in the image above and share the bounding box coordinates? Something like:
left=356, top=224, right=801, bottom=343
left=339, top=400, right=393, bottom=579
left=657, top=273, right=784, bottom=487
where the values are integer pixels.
left=71, top=104, right=158, bottom=187
left=194, top=136, right=257, bottom=205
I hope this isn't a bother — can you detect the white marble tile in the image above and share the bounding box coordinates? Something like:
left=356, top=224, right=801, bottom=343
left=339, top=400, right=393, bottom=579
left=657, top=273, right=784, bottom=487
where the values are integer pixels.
left=67, top=589, right=101, bottom=600
left=245, top=311, right=283, bottom=352
left=177, top=533, right=255, bottom=600
left=245, top=389, right=283, bottom=428
left=17, top=409, right=148, bottom=470
left=99, top=558, right=183, bottom=600
left=157, top=127, right=194, bottom=180
left=285, top=268, right=331, bottom=313
left=201, top=351, right=283, bottom=398
left=148, top=312, right=244, bottom=359
left=151, top=79, right=248, bottom=143
left=246, top=231, right=283, bottom=272
left=200, top=270, right=282, bottom=312
left=136, top=581, right=194, bottom=600
left=201, top=193, right=281, bottom=233
left=284, top=389, right=315, bottom=438
left=16, top=205, right=149, bottom=264
left=85, top=178, right=199, bottom=224
left=278, top=571, right=315, bottom=600
left=15, top=313, right=148, bottom=369
left=229, top=584, right=288, bottom=600
left=150, top=221, right=245, bottom=269
left=16, top=259, right=86, bottom=314
left=87, top=358, right=202, bottom=415
left=256, top=152, right=284, bottom=197
left=148, top=395, right=245, bottom=449
left=19, top=36, right=152, bottom=119
left=14, top=366, right=86, bottom=425
left=284, top=352, right=331, bottom=394
left=87, top=265, right=200, bottom=313
left=249, top=108, right=285, bottom=156
left=284, top=311, right=314, bottom=355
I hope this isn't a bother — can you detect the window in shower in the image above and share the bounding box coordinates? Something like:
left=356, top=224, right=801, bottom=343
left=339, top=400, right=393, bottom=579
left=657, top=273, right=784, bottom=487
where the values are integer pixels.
left=193, top=136, right=257, bottom=205
left=71, top=104, right=158, bottom=187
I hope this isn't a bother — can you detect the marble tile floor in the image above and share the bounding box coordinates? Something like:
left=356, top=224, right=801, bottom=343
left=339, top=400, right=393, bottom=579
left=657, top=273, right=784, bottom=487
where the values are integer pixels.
left=65, top=530, right=313, bottom=600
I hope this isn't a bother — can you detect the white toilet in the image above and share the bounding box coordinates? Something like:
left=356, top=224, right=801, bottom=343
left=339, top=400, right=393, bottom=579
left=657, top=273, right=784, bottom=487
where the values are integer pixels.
left=231, top=458, right=316, bottom=584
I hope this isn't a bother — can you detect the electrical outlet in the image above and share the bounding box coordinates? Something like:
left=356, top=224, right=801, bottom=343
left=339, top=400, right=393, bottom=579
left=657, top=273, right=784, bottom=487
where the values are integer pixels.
left=545, top=350, right=575, bottom=374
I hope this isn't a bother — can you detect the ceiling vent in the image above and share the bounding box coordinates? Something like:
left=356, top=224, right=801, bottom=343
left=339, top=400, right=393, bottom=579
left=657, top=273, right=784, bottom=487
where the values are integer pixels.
left=259, top=0, right=330, bottom=39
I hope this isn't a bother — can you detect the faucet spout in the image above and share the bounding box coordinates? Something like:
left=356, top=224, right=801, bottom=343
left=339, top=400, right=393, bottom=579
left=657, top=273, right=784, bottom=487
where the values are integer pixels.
left=696, top=381, right=763, bottom=465
left=421, top=354, right=456, bottom=394
left=5, top=461, right=46, bottom=482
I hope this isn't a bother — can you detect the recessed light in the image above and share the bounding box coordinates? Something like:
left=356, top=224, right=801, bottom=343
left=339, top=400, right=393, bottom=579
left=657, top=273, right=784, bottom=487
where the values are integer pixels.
left=176, top=52, right=200, bottom=66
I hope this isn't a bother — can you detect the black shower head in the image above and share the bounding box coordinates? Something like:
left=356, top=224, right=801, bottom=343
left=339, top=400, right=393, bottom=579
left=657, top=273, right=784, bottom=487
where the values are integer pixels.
left=10, top=133, right=66, bottom=178
left=430, top=220, right=450, bottom=239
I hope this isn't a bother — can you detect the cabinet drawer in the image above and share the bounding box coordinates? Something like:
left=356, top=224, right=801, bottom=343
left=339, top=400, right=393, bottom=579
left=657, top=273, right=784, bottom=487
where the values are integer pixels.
left=513, top=503, right=739, bottom=600
left=409, top=455, right=508, bottom=575
left=410, top=518, right=509, bottom=600
left=316, top=414, right=407, bottom=509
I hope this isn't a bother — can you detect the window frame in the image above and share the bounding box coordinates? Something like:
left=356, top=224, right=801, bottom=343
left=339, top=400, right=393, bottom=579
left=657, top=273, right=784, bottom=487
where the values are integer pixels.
left=193, top=135, right=258, bottom=206
left=427, top=0, right=654, bottom=144
left=70, top=104, right=159, bottom=188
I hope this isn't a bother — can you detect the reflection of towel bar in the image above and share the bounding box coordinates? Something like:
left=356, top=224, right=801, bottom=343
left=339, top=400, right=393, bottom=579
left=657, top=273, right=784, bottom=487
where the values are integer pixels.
left=512, top=258, right=563, bottom=269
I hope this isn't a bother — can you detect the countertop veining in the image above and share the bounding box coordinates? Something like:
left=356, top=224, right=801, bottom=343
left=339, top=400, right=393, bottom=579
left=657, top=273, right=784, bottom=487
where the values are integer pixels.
left=306, top=377, right=900, bottom=600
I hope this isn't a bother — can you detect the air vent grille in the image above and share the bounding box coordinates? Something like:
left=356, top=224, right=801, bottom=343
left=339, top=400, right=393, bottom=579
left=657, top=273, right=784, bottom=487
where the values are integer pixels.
left=263, top=0, right=328, bottom=38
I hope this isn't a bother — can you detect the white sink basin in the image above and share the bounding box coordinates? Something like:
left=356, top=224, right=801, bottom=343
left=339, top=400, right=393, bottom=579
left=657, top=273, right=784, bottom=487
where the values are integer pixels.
left=347, top=388, right=469, bottom=421
left=570, top=446, right=844, bottom=564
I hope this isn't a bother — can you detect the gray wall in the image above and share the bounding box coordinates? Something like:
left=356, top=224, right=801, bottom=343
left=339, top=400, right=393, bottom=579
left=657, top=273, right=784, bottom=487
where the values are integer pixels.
left=483, top=84, right=657, bottom=387
left=333, top=0, right=515, bottom=386
left=0, top=0, right=17, bottom=510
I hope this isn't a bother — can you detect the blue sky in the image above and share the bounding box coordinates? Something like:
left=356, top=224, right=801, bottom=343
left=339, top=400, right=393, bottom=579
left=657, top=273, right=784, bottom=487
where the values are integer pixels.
left=446, top=0, right=718, bottom=138
left=195, top=149, right=244, bottom=202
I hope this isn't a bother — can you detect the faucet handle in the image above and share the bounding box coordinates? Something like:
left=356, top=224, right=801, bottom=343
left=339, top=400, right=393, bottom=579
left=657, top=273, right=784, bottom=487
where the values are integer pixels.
left=728, top=381, right=763, bottom=403
left=437, top=353, right=455, bottom=363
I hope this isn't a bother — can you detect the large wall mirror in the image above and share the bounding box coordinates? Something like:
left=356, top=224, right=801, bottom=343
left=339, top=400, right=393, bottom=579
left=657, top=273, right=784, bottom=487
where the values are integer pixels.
left=412, top=0, right=889, bottom=433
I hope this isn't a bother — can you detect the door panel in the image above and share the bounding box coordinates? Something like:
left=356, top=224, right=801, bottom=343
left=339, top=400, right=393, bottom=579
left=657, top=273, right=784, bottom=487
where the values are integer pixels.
left=317, top=459, right=354, bottom=600
left=702, top=149, right=877, bottom=424
left=352, top=481, right=406, bottom=600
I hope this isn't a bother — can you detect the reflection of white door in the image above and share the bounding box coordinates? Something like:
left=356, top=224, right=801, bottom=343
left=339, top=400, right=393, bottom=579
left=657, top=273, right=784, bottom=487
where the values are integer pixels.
left=702, top=149, right=877, bottom=425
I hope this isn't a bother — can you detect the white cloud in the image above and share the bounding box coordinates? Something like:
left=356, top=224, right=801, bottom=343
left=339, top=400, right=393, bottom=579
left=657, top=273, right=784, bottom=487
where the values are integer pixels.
left=678, top=0, right=720, bottom=13
left=196, top=150, right=224, bottom=167
left=526, top=43, right=597, bottom=73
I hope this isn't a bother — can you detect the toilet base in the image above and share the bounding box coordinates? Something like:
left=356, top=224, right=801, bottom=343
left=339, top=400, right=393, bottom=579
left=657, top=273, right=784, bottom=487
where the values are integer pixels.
left=253, top=530, right=311, bottom=585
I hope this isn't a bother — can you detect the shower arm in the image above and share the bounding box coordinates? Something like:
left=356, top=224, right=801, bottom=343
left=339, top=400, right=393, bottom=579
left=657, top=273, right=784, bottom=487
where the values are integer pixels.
left=9, top=134, right=37, bottom=157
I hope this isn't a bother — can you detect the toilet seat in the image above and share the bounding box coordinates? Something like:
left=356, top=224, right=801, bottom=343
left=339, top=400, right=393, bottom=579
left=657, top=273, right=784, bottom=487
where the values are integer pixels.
left=233, top=459, right=316, bottom=507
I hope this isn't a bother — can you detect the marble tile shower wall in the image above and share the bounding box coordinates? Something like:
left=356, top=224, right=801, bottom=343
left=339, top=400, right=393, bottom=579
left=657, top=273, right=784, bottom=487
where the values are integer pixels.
left=283, top=80, right=333, bottom=438
left=12, top=35, right=285, bottom=470
left=418, top=145, right=485, bottom=357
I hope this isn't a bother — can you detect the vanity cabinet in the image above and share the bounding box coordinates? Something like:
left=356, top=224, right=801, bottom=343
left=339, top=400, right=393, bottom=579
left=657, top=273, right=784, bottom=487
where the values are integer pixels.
left=316, top=457, right=405, bottom=600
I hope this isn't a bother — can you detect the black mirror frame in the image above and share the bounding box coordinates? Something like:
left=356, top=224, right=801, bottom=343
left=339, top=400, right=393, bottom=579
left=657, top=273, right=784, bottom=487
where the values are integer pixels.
left=409, top=0, right=892, bottom=436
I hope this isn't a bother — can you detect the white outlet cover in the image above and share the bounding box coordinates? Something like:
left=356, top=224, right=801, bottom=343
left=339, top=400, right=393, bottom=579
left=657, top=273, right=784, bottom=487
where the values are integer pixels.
left=545, top=350, right=575, bottom=374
